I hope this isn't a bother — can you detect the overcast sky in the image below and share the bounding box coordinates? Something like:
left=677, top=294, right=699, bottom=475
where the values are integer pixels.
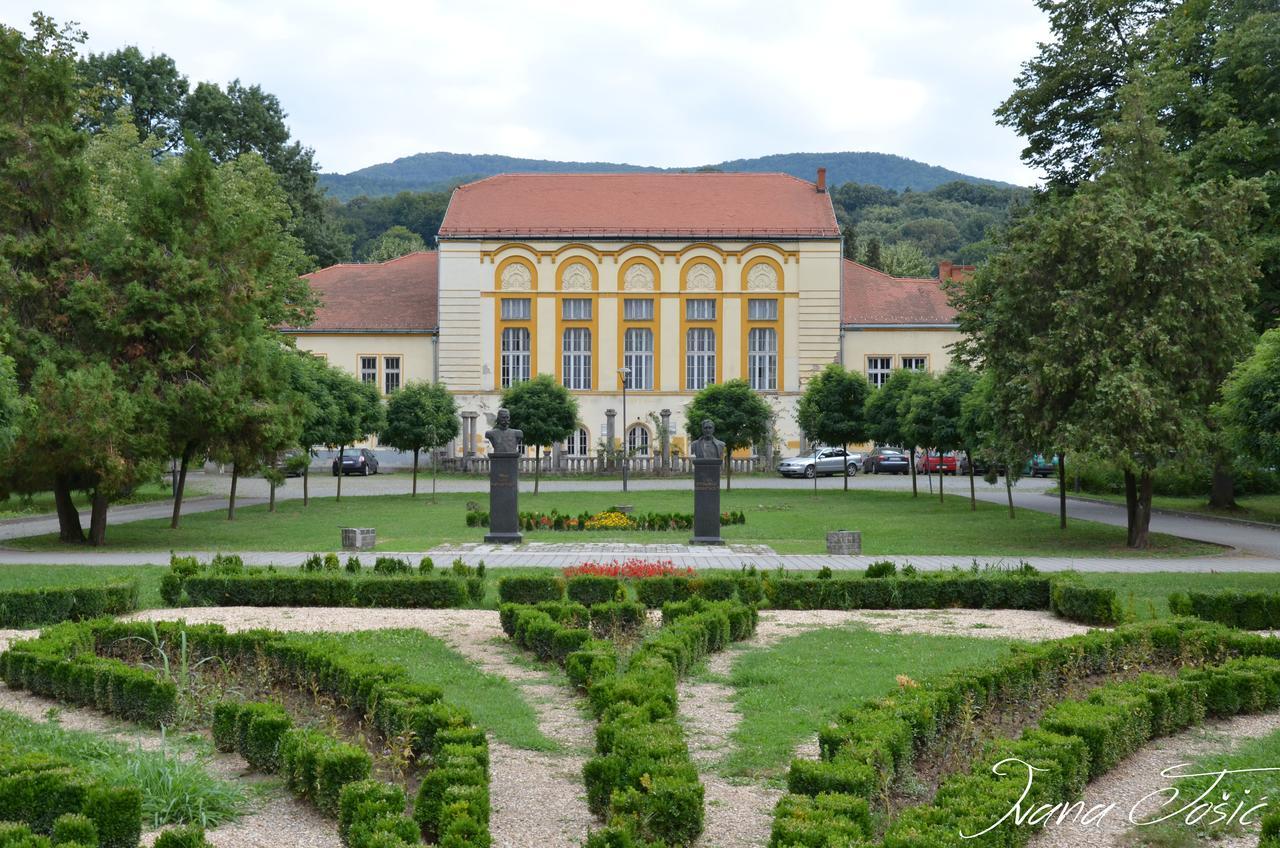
left=7, top=1, right=1052, bottom=185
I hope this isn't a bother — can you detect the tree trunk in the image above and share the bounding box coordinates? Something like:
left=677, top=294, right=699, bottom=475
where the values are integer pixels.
left=227, top=464, right=239, bottom=521
left=937, top=449, right=944, bottom=503
left=336, top=447, right=345, bottom=502
left=303, top=464, right=310, bottom=507
left=1209, top=460, right=1236, bottom=509
left=909, top=448, right=918, bottom=497
left=1006, top=473, right=1014, bottom=519
left=412, top=449, right=419, bottom=498
left=1131, top=470, right=1154, bottom=549
left=269, top=479, right=277, bottom=513
left=842, top=443, right=849, bottom=492
left=1057, top=452, right=1067, bottom=530
left=534, top=448, right=541, bottom=495
left=725, top=452, right=732, bottom=491
left=53, top=474, right=86, bottom=543
left=432, top=450, right=439, bottom=503
left=169, top=444, right=194, bottom=530
left=1124, top=469, right=1139, bottom=547
left=968, top=450, right=976, bottom=511
left=88, top=488, right=109, bottom=547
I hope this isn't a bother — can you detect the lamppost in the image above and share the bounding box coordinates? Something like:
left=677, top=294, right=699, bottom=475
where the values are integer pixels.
left=618, top=366, right=631, bottom=492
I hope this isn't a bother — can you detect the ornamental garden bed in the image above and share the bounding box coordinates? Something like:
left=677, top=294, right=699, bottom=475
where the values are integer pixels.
left=465, top=507, right=746, bottom=531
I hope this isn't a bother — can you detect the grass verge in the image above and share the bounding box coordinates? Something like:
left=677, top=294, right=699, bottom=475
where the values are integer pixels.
left=5, top=489, right=1217, bottom=556
left=280, top=628, right=556, bottom=751
left=720, top=624, right=1016, bottom=781
left=1058, top=489, right=1280, bottom=526
left=0, top=482, right=200, bottom=522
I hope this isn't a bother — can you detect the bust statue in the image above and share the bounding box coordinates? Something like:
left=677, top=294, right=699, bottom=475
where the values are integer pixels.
left=485, top=408, right=523, bottom=455
left=690, top=418, right=725, bottom=460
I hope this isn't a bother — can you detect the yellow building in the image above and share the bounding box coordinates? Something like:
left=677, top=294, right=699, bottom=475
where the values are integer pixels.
left=286, top=171, right=966, bottom=460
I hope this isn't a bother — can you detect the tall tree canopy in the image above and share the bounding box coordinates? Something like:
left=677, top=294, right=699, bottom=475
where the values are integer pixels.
left=501, top=374, right=578, bottom=494
left=381, top=382, right=460, bottom=499
left=364, top=226, right=427, bottom=263
left=796, top=364, right=871, bottom=491
left=1219, top=329, right=1280, bottom=471
left=684, top=380, right=771, bottom=490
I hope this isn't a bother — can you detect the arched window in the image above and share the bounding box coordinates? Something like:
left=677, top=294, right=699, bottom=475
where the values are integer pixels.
left=565, top=426, right=590, bottom=456
left=747, top=327, right=777, bottom=391
left=500, top=327, right=531, bottom=387
left=562, top=328, right=592, bottom=390
left=627, top=424, right=650, bottom=456
left=623, top=328, right=654, bottom=391
left=686, top=328, right=716, bottom=390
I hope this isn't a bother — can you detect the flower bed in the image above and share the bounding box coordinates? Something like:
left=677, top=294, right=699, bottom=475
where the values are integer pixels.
left=465, top=508, right=746, bottom=531
left=564, top=559, right=691, bottom=579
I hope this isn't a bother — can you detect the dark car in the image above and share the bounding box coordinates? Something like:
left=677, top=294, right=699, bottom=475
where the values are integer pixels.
left=1026, top=454, right=1058, bottom=478
left=863, top=447, right=910, bottom=475
left=958, top=453, right=990, bottom=476
left=332, top=448, right=380, bottom=476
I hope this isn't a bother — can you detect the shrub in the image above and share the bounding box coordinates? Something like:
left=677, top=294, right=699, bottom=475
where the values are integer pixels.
left=182, top=572, right=470, bottom=609
left=345, top=556, right=362, bottom=574
left=301, top=554, right=324, bottom=573
left=339, top=780, right=407, bottom=844
left=83, top=785, right=143, bottom=848
left=151, top=825, right=211, bottom=848
left=635, top=576, right=692, bottom=608
left=211, top=701, right=242, bottom=753
left=1051, top=576, right=1124, bottom=625
left=1172, top=590, right=1280, bottom=630
left=496, top=575, right=563, bottom=604
left=372, top=557, right=411, bottom=576
left=864, top=560, right=896, bottom=579
left=50, top=814, right=97, bottom=846
left=419, top=557, right=435, bottom=573
left=767, top=572, right=1052, bottom=612
left=239, top=702, right=292, bottom=772
left=0, top=582, right=139, bottom=628
left=280, top=728, right=372, bottom=816
left=567, top=576, right=619, bottom=606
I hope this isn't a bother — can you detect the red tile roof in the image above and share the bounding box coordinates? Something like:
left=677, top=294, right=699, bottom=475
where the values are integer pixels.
left=289, top=252, right=438, bottom=332
left=841, top=259, right=958, bottom=325
left=437, top=173, right=840, bottom=238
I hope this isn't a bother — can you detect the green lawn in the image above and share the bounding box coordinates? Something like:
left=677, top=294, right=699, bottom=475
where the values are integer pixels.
left=280, top=629, right=555, bottom=751
left=0, top=564, right=169, bottom=608
left=0, top=482, right=200, bottom=522
left=5, top=489, right=1218, bottom=556
left=1075, top=571, right=1280, bottom=620
left=1060, top=490, right=1280, bottom=526
left=718, top=624, right=1017, bottom=780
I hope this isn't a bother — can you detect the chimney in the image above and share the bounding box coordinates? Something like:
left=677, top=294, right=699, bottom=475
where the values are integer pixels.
left=938, top=260, right=953, bottom=281
left=816, top=167, right=827, bottom=193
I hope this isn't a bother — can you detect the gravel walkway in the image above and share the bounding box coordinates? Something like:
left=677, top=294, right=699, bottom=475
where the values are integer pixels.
left=124, top=607, right=594, bottom=848
left=679, top=610, right=1094, bottom=848
left=1028, top=712, right=1280, bottom=848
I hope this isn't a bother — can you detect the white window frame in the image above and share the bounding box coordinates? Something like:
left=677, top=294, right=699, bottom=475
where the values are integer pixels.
left=901, top=355, right=928, bottom=371
left=626, top=424, right=650, bottom=456
left=747, top=298, right=778, bottom=321
left=500, top=298, right=531, bottom=320
left=500, top=327, right=531, bottom=387
left=562, top=298, right=593, bottom=321
left=623, top=327, right=654, bottom=391
left=685, top=299, right=716, bottom=321
left=383, top=355, right=402, bottom=394
left=623, top=298, right=654, bottom=321
left=562, top=327, right=593, bottom=390
left=358, top=355, right=378, bottom=385
left=867, top=356, right=893, bottom=388
left=565, top=426, right=590, bottom=456
left=747, top=327, right=777, bottom=391
left=686, top=327, right=716, bottom=390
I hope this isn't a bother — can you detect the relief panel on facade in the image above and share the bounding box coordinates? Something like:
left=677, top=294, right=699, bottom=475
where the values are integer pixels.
left=561, top=261, right=594, bottom=291
left=684, top=261, right=717, bottom=291
left=500, top=262, right=533, bottom=291
left=746, top=262, right=779, bottom=291
left=623, top=263, right=656, bottom=291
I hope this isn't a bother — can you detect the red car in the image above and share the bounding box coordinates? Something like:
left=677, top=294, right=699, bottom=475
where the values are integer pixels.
left=915, top=451, right=958, bottom=475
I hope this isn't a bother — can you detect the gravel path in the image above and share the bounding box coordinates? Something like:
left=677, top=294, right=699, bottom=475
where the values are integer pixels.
left=1028, top=712, right=1280, bottom=848
left=124, top=607, right=594, bottom=848
left=679, top=610, right=1094, bottom=848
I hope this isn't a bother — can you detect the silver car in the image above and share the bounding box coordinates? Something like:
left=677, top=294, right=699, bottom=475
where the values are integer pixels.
left=778, top=448, right=861, bottom=478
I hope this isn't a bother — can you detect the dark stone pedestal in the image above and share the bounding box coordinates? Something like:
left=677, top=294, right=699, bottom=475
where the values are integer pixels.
left=485, top=452, right=522, bottom=543
left=690, top=457, right=724, bottom=545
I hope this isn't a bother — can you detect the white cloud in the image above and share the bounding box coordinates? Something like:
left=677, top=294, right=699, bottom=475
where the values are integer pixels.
left=5, top=0, right=1051, bottom=184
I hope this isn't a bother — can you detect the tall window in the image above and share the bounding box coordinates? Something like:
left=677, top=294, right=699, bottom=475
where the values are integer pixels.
left=562, top=298, right=592, bottom=320
left=747, top=328, right=777, bottom=391
left=623, top=328, right=654, bottom=391
left=686, top=299, right=716, bottom=321
left=747, top=298, right=778, bottom=320
left=500, top=298, right=531, bottom=320
left=686, top=328, right=716, bottom=390
left=624, top=298, right=654, bottom=321
left=383, top=356, right=402, bottom=394
left=359, top=356, right=378, bottom=384
left=627, top=424, right=650, bottom=456
left=867, top=356, right=893, bottom=388
left=565, top=427, right=589, bottom=456
left=562, top=328, right=592, bottom=389
left=901, top=356, right=927, bottom=371
left=501, top=328, right=531, bottom=387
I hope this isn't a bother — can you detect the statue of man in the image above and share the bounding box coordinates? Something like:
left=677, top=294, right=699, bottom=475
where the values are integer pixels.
left=485, top=408, right=523, bottom=454
left=690, top=418, right=725, bottom=459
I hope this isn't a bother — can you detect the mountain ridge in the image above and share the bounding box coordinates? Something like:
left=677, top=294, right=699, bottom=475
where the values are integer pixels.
left=319, top=150, right=1018, bottom=202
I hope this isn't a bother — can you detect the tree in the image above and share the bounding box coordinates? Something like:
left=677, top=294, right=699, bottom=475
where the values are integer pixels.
left=863, top=237, right=883, bottom=270
left=879, top=241, right=932, bottom=277
left=958, top=372, right=1029, bottom=518
left=865, top=369, right=927, bottom=496
left=904, top=367, right=975, bottom=503
left=501, top=375, right=578, bottom=494
left=78, top=47, right=187, bottom=151
left=381, top=382, right=460, bottom=500
left=840, top=224, right=859, bottom=261
left=320, top=371, right=384, bottom=503
left=1219, top=329, right=1280, bottom=471
left=364, top=226, right=427, bottom=263
left=796, top=364, right=871, bottom=491
left=287, top=351, right=339, bottom=506
left=953, top=94, right=1263, bottom=547
left=683, top=380, right=771, bottom=491
left=0, top=350, right=18, bottom=455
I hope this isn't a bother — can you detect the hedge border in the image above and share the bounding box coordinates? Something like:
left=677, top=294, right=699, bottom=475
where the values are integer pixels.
left=0, top=581, right=139, bottom=628
left=1170, top=589, right=1280, bottom=630
left=0, top=743, right=142, bottom=847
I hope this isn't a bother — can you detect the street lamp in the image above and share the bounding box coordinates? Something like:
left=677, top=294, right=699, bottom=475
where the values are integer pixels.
left=618, top=367, right=631, bottom=492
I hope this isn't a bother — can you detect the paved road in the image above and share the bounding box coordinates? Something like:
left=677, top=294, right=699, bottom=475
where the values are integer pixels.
left=0, top=495, right=263, bottom=543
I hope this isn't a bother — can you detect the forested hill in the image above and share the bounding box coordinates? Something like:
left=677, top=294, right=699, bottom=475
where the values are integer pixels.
left=318, top=150, right=1016, bottom=201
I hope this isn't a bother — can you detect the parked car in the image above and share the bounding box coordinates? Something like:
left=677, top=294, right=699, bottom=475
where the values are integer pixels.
left=272, top=449, right=308, bottom=478
left=777, top=447, right=860, bottom=478
left=915, top=451, right=959, bottom=475
left=332, top=448, right=380, bottom=476
left=862, top=447, right=910, bottom=475
left=958, top=453, right=990, bottom=476
left=1026, top=454, right=1058, bottom=478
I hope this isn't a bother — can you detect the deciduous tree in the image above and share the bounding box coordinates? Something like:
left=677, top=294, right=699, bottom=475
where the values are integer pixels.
left=381, top=382, right=460, bottom=500
left=1220, top=329, right=1280, bottom=472
left=501, top=375, right=578, bottom=494
left=796, top=364, right=871, bottom=491
left=864, top=369, right=926, bottom=496
left=684, top=380, right=771, bottom=491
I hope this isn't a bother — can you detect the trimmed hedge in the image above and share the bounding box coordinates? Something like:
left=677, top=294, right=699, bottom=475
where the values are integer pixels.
left=567, top=575, right=620, bottom=606
left=182, top=572, right=470, bottom=609
left=212, top=701, right=292, bottom=772
left=1051, top=575, right=1124, bottom=625
left=151, top=826, right=212, bottom=848
left=1169, top=589, right=1280, bottom=630
left=767, top=572, right=1052, bottom=612
left=0, top=745, right=142, bottom=847
left=0, top=582, right=138, bottom=628
left=497, top=575, right=564, bottom=604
